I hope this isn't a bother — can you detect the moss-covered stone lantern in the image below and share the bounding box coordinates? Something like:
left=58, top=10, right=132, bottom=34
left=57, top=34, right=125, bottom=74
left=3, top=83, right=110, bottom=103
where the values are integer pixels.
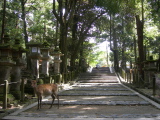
left=10, top=38, right=27, bottom=99
left=40, top=41, right=51, bottom=77
left=12, top=39, right=26, bottom=66
left=26, top=42, right=42, bottom=79
left=0, top=35, right=15, bottom=93
left=51, top=46, right=63, bottom=74
left=50, top=46, right=63, bottom=84
left=143, top=56, right=158, bottom=87
left=0, top=35, right=15, bottom=66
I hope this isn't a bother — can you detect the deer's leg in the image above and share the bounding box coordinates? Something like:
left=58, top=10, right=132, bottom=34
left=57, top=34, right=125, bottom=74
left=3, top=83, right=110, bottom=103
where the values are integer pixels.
left=37, top=97, right=40, bottom=110
left=49, top=94, right=55, bottom=109
left=51, top=92, right=59, bottom=109
left=57, top=95, right=59, bottom=109
left=40, top=95, right=42, bottom=109
left=54, top=93, right=59, bottom=109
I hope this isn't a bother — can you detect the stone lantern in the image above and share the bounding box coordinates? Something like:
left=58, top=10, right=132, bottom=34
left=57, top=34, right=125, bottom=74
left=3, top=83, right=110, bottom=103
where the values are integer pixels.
left=51, top=46, right=63, bottom=74
left=27, top=42, right=42, bottom=79
left=12, top=39, right=26, bottom=66
left=50, top=46, right=63, bottom=84
left=0, top=35, right=15, bottom=93
left=10, top=38, right=26, bottom=99
left=143, top=57, right=157, bottom=87
left=40, top=42, right=51, bottom=77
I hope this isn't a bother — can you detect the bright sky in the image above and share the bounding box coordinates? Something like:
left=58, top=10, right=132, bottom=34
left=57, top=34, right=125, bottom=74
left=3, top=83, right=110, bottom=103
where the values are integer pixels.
left=97, top=41, right=111, bottom=53
left=89, top=37, right=111, bottom=52
left=97, top=41, right=107, bottom=51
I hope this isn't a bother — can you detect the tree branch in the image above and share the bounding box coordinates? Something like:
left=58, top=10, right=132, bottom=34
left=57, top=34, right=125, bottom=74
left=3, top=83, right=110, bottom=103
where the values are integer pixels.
left=52, top=0, right=61, bottom=24
left=72, top=11, right=105, bottom=58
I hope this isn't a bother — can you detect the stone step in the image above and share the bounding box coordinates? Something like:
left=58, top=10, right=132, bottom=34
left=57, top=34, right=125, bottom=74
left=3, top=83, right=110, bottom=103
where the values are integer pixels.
left=78, top=77, right=117, bottom=80
left=79, top=73, right=115, bottom=76
left=59, top=88, right=133, bottom=95
left=66, top=88, right=129, bottom=91
left=72, top=84, right=122, bottom=88
left=78, top=80, right=119, bottom=83
left=59, top=93, right=137, bottom=96
left=56, top=95, right=144, bottom=101
left=47, top=95, right=145, bottom=105
left=44, top=100, right=150, bottom=106
left=17, top=113, right=160, bottom=119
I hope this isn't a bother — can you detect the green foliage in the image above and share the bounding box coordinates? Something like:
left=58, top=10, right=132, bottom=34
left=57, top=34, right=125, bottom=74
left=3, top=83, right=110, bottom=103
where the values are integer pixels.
left=1, top=0, right=160, bottom=70
left=96, top=0, right=122, bottom=14
left=87, top=44, right=108, bottom=67
left=42, top=41, right=50, bottom=48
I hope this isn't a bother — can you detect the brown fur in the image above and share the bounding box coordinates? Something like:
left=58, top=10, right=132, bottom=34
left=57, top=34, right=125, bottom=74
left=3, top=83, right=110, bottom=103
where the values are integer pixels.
left=31, top=80, right=59, bottom=110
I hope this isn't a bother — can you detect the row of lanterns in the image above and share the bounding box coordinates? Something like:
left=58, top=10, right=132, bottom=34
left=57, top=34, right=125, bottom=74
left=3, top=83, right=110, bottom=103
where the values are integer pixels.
left=0, top=35, right=63, bottom=82
left=27, top=41, right=64, bottom=79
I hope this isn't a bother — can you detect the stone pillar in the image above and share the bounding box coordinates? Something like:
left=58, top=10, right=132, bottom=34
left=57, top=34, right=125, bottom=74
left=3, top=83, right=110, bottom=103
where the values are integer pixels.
left=144, top=60, right=157, bottom=88
left=0, top=66, right=12, bottom=93
left=41, top=48, right=50, bottom=75
left=10, top=39, right=26, bottom=99
left=50, top=47, right=63, bottom=83
left=0, top=66, right=12, bottom=81
left=10, top=66, right=21, bottom=99
left=0, top=35, right=15, bottom=93
left=53, top=49, right=63, bottom=74
left=26, top=42, right=42, bottom=79
left=31, top=59, right=40, bottom=78
left=42, top=60, right=49, bottom=75
left=54, top=58, right=61, bottom=74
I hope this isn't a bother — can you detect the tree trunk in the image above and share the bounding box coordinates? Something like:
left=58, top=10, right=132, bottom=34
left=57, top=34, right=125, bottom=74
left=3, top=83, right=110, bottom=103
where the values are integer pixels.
left=135, top=15, right=144, bottom=84
left=70, top=15, right=78, bottom=68
left=109, top=13, right=112, bottom=50
left=113, top=28, right=119, bottom=72
left=134, top=36, right=137, bottom=62
left=59, top=23, right=68, bottom=73
left=53, top=0, right=77, bottom=73
left=109, top=15, right=119, bottom=72
left=121, top=17, right=126, bottom=70
left=21, top=0, right=28, bottom=46
left=21, top=0, right=31, bottom=70
left=114, top=50, right=119, bottom=72
left=1, top=0, right=6, bottom=43
left=121, top=40, right=126, bottom=69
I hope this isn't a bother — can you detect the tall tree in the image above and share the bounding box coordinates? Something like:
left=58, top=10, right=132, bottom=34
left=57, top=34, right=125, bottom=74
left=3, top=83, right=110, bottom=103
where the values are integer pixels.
left=52, top=0, right=77, bottom=73
left=20, top=0, right=28, bottom=46
left=1, top=0, right=6, bottom=43
left=135, top=0, right=145, bottom=82
left=70, top=1, right=105, bottom=68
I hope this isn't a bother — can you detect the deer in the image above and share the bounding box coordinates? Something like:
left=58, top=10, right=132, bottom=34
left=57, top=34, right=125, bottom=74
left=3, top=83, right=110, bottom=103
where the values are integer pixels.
left=31, top=80, right=59, bottom=110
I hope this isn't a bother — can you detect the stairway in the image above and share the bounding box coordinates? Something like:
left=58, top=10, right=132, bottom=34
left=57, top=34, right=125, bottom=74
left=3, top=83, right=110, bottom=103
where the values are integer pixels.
left=3, top=67, right=160, bottom=119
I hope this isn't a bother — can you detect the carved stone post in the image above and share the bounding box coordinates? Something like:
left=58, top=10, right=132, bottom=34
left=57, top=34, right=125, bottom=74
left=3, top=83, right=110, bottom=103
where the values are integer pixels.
left=50, top=47, right=63, bottom=83
left=41, top=48, right=50, bottom=75
left=0, top=35, right=15, bottom=93
left=27, top=42, right=42, bottom=79
left=53, top=47, right=63, bottom=74
left=143, top=58, right=157, bottom=88
left=10, top=39, right=26, bottom=99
